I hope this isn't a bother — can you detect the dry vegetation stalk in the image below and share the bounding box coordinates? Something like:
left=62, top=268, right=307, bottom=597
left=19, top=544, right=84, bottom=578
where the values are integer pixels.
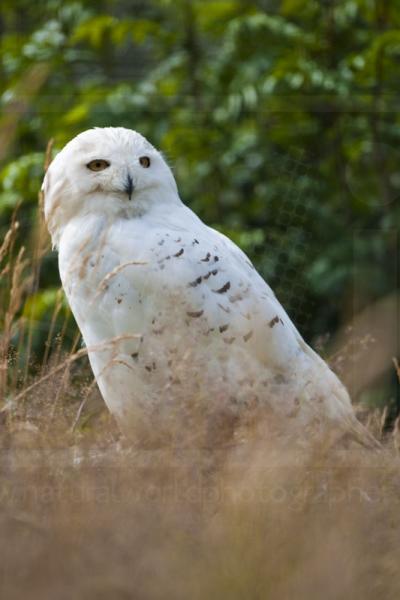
left=22, top=140, right=54, bottom=386
left=1, top=239, right=30, bottom=401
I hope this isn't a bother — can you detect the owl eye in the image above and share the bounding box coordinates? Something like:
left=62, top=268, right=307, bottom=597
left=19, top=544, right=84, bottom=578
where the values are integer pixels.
left=139, top=156, right=151, bottom=168
left=86, top=159, right=110, bottom=171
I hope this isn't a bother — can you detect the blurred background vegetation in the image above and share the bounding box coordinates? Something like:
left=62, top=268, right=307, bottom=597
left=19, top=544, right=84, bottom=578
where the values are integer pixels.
left=0, top=0, right=399, bottom=412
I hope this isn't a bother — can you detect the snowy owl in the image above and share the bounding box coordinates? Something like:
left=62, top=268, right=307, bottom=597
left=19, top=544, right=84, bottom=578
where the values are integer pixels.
left=42, top=127, right=377, bottom=447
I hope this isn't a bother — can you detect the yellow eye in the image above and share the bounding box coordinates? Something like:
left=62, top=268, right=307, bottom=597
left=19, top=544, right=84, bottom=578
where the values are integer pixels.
left=86, top=159, right=110, bottom=171
left=139, top=156, right=151, bottom=168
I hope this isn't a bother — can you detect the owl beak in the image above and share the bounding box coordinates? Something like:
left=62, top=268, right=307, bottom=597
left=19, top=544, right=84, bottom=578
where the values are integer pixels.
left=124, top=174, right=134, bottom=200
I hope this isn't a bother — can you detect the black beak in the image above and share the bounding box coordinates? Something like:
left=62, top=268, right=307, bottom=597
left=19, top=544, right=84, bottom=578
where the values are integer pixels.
left=124, top=174, right=134, bottom=200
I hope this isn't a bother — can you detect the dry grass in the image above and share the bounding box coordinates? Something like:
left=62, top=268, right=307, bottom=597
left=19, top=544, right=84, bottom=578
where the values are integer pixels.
left=1, top=153, right=400, bottom=599
left=2, top=420, right=400, bottom=599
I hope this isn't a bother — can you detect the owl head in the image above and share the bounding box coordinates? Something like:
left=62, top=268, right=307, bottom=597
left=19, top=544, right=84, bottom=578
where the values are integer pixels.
left=42, top=127, right=179, bottom=246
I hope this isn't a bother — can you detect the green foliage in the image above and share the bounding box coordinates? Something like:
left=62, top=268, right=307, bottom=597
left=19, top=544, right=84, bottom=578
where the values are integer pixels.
left=1, top=0, right=399, bottom=403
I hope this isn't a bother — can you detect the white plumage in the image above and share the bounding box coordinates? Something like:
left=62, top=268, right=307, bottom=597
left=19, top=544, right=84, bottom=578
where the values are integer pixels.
left=42, top=127, right=377, bottom=447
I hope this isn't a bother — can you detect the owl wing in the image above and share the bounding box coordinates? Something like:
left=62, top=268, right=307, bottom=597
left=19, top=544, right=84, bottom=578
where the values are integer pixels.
left=102, top=206, right=378, bottom=447
left=200, top=225, right=379, bottom=447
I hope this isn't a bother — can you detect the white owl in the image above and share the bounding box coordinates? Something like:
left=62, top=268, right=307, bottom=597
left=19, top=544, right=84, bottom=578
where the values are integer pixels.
left=42, top=127, right=377, bottom=447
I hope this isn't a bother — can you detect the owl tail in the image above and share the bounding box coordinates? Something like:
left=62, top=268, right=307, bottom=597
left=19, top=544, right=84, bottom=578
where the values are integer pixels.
left=342, top=412, right=382, bottom=451
left=298, top=339, right=381, bottom=451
